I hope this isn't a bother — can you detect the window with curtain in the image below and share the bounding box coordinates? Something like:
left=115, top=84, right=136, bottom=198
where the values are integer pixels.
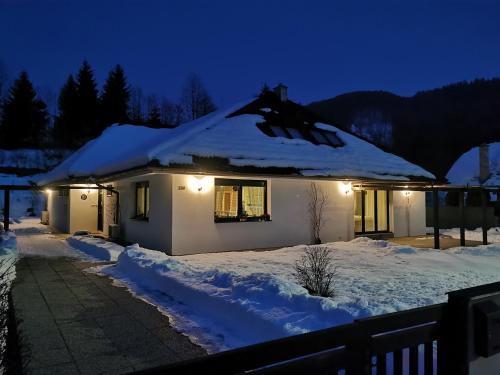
left=214, top=179, right=269, bottom=222
left=135, top=181, right=150, bottom=219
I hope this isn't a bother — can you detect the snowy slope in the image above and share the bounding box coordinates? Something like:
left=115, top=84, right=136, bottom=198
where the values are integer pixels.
left=37, top=97, right=434, bottom=185
left=0, top=174, right=44, bottom=218
left=447, top=143, right=500, bottom=186
left=0, top=149, right=70, bottom=171
left=94, top=239, right=500, bottom=352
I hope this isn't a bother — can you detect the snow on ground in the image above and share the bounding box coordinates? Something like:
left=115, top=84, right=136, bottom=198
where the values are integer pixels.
left=67, top=236, right=123, bottom=261
left=440, top=227, right=500, bottom=243
left=93, top=238, right=500, bottom=352
left=0, top=174, right=44, bottom=218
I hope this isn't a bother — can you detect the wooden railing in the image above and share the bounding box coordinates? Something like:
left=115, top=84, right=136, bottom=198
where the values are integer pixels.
left=135, top=303, right=446, bottom=375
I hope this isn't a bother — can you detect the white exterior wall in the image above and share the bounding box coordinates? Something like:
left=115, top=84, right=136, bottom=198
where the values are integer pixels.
left=114, top=174, right=172, bottom=252
left=170, top=174, right=354, bottom=255
left=392, top=190, right=426, bottom=237
left=69, top=188, right=98, bottom=234
left=47, top=190, right=69, bottom=233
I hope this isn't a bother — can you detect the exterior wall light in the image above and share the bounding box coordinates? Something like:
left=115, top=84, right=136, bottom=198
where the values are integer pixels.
left=45, top=188, right=52, bottom=194
left=340, top=181, right=353, bottom=195
left=188, top=176, right=211, bottom=193
left=402, top=190, right=412, bottom=197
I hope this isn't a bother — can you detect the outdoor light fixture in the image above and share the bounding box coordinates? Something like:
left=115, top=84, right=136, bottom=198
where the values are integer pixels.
left=340, top=181, right=353, bottom=195
left=402, top=190, right=412, bottom=197
left=45, top=188, right=52, bottom=194
left=188, top=176, right=211, bottom=193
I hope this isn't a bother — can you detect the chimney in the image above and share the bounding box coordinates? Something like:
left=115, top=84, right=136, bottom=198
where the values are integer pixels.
left=479, top=143, right=490, bottom=184
left=273, top=84, right=288, bottom=102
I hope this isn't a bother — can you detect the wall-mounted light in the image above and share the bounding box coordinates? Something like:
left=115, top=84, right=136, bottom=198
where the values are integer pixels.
left=187, top=176, right=212, bottom=193
left=340, top=181, right=353, bottom=195
left=401, top=190, right=412, bottom=198
left=45, top=188, right=52, bottom=194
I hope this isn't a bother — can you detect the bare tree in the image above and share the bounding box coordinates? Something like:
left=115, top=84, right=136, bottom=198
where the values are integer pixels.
left=294, top=246, right=336, bottom=297
left=308, top=182, right=329, bottom=244
left=160, top=98, right=183, bottom=126
left=128, top=86, right=145, bottom=123
left=181, top=73, right=216, bottom=121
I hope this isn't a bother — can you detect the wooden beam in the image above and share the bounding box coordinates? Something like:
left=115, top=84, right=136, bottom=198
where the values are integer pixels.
left=459, top=190, right=465, bottom=247
left=433, top=189, right=440, bottom=249
left=482, top=189, right=488, bottom=245
left=3, top=189, right=10, bottom=231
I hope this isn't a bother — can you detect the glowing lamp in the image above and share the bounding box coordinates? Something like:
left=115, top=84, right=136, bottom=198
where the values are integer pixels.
left=340, top=181, right=353, bottom=195
left=401, top=190, right=412, bottom=197
left=45, top=188, right=52, bottom=194
left=188, top=176, right=211, bottom=193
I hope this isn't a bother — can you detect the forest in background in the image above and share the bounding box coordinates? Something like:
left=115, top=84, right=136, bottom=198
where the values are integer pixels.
left=0, top=60, right=216, bottom=150
left=308, top=79, right=500, bottom=180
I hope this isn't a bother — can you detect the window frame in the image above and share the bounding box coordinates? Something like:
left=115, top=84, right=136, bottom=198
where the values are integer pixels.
left=354, top=190, right=390, bottom=234
left=214, top=178, right=270, bottom=223
left=134, top=181, right=150, bottom=221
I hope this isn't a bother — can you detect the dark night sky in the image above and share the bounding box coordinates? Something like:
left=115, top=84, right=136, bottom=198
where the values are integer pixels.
left=1, top=0, right=500, bottom=109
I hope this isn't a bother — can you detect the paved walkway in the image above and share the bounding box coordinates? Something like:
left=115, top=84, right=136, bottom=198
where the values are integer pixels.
left=11, top=223, right=206, bottom=374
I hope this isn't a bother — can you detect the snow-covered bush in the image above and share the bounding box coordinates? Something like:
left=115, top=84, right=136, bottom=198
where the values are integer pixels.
left=294, top=246, right=336, bottom=297
left=0, top=256, right=16, bottom=370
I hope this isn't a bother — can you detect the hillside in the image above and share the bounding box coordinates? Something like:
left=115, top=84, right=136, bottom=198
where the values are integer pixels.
left=308, top=79, right=500, bottom=180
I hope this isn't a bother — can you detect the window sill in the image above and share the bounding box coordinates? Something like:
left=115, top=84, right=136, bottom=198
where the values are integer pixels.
left=130, top=216, right=149, bottom=222
left=214, top=217, right=272, bottom=223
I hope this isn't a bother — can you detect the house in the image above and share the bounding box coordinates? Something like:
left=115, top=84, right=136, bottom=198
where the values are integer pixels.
left=447, top=143, right=500, bottom=188
left=37, top=86, right=435, bottom=255
left=431, top=143, right=500, bottom=229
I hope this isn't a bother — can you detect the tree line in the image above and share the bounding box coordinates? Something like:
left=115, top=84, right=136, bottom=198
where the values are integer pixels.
left=0, top=61, right=216, bottom=150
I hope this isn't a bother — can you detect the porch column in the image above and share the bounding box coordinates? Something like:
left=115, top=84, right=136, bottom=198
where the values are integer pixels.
left=459, top=190, right=465, bottom=247
left=433, top=189, right=440, bottom=249
left=3, top=189, right=10, bottom=231
left=481, top=189, right=488, bottom=245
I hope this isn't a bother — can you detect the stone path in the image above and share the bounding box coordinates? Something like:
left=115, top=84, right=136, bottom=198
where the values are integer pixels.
left=11, top=225, right=206, bottom=374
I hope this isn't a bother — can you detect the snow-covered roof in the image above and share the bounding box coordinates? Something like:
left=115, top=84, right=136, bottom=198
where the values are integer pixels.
left=37, top=92, right=435, bottom=185
left=447, top=143, right=500, bottom=187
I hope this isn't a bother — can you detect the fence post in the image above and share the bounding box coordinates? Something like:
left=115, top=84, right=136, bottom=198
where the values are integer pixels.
left=445, top=282, right=500, bottom=375
left=345, top=322, right=371, bottom=375
left=3, top=189, right=10, bottom=231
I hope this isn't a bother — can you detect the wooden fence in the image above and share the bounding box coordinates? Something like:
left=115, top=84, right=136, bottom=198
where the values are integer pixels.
left=134, top=281, right=500, bottom=375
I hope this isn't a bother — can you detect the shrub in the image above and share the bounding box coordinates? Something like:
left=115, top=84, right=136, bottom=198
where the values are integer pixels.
left=294, top=246, right=336, bottom=297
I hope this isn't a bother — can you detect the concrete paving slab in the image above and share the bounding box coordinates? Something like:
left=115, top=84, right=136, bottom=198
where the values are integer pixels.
left=12, top=228, right=206, bottom=374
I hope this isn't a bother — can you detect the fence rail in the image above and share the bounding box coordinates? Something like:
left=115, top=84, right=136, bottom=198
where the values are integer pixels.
left=136, top=303, right=447, bottom=375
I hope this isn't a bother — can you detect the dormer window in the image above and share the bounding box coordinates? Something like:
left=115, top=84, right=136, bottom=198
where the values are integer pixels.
left=261, top=124, right=343, bottom=148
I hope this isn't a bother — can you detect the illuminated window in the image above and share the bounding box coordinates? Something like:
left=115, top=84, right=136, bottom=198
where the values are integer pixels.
left=135, top=182, right=150, bottom=220
left=354, top=190, right=389, bottom=233
left=214, top=179, right=269, bottom=222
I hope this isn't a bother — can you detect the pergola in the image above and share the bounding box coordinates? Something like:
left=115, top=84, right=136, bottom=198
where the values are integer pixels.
left=1, top=182, right=498, bottom=249
left=1, top=184, right=119, bottom=231
left=353, top=181, right=499, bottom=249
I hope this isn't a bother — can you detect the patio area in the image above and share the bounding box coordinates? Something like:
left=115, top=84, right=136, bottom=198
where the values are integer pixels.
left=390, top=235, right=485, bottom=250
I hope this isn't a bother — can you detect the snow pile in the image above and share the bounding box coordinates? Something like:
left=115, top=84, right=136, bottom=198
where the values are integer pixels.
left=441, top=227, right=500, bottom=243
left=38, top=97, right=434, bottom=185
left=0, top=231, right=16, bottom=256
left=447, top=143, right=500, bottom=186
left=96, top=238, right=500, bottom=352
left=66, top=235, right=123, bottom=261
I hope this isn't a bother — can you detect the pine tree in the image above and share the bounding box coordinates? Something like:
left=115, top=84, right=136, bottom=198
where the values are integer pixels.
left=0, top=71, right=48, bottom=149
left=76, top=61, right=100, bottom=142
left=53, top=75, right=79, bottom=148
left=100, top=64, right=130, bottom=129
left=181, top=73, right=216, bottom=121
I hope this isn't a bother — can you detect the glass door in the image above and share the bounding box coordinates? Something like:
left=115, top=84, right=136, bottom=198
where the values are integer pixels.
left=354, top=190, right=390, bottom=234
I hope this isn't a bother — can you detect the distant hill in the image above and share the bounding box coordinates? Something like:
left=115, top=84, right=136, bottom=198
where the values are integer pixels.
left=308, top=79, right=500, bottom=180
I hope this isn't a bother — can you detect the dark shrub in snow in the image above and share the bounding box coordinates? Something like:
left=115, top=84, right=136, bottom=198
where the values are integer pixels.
left=294, top=246, right=336, bottom=297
